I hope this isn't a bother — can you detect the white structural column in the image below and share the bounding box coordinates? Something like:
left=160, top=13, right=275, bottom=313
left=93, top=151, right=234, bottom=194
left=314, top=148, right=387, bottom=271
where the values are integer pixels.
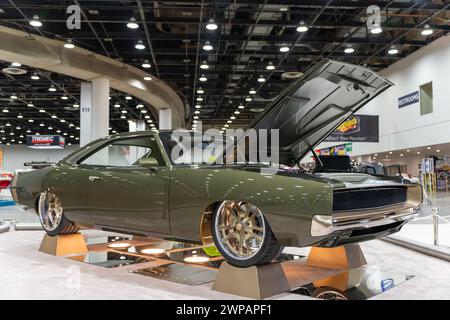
left=129, top=119, right=146, bottom=132
left=80, top=78, right=110, bottom=146
left=159, top=109, right=172, bottom=130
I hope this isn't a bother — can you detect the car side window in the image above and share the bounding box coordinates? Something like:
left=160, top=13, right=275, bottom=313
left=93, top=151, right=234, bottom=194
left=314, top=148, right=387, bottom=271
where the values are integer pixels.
left=79, top=136, right=165, bottom=167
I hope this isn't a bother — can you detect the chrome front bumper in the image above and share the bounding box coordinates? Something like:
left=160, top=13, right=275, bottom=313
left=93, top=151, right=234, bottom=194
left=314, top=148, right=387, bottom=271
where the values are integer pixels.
left=310, top=205, right=421, bottom=237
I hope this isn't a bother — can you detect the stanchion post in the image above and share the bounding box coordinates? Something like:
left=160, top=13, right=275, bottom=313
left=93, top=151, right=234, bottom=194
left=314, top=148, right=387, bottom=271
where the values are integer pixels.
left=432, top=207, right=439, bottom=246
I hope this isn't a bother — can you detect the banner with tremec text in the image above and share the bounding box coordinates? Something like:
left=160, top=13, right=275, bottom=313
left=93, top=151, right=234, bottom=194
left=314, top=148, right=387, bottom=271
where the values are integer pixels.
left=324, top=115, right=379, bottom=143
left=26, top=135, right=65, bottom=149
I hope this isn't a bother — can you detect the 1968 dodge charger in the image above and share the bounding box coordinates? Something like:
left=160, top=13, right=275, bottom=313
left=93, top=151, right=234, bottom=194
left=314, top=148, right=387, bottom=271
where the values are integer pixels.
left=10, top=60, right=422, bottom=267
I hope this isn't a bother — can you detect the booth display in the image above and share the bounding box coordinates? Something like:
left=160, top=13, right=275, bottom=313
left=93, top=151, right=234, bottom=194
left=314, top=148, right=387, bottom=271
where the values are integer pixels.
left=10, top=61, right=422, bottom=269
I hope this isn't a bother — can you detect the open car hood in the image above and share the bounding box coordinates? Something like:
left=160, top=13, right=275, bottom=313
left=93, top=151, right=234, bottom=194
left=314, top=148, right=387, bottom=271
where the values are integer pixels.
left=248, top=59, right=393, bottom=164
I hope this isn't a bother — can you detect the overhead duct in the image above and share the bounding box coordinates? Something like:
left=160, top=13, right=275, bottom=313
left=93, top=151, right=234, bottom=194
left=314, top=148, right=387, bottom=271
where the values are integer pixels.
left=0, top=26, right=186, bottom=128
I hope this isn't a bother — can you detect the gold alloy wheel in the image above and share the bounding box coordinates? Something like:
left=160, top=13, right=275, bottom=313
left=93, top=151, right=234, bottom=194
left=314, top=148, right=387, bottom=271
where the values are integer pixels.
left=214, top=201, right=265, bottom=260
left=38, top=192, right=63, bottom=231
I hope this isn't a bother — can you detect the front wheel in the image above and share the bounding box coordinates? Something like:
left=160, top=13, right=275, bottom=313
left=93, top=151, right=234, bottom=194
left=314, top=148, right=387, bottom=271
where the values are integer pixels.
left=211, top=201, right=282, bottom=268
left=38, top=192, right=79, bottom=236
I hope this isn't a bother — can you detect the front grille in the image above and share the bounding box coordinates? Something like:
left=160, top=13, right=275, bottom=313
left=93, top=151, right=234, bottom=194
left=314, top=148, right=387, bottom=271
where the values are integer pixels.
left=333, top=187, right=407, bottom=212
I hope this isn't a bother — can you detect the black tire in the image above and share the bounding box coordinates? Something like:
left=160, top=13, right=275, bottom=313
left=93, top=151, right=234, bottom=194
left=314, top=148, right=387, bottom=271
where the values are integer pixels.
left=37, top=192, right=79, bottom=237
left=312, top=286, right=366, bottom=300
left=211, top=201, right=282, bottom=268
left=45, top=215, right=79, bottom=237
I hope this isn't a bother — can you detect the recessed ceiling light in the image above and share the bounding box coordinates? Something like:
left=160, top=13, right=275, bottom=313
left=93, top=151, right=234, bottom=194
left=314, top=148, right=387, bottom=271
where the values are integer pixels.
left=141, top=110, right=147, bottom=114
left=64, top=39, right=75, bottom=49
left=200, top=61, right=209, bottom=69
left=10, top=95, right=18, bottom=100
left=249, top=89, right=256, bottom=95
left=114, top=104, right=120, bottom=108
left=388, top=47, right=399, bottom=55
left=142, top=60, right=151, bottom=68
left=60, top=119, right=66, bottom=123
left=406, top=149, right=410, bottom=152
left=238, top=104, right=244, bottom=109
left=206, top=18, right=218, bottom=30
left=196, top=97, right=203, bottom=101
left=127, top=17, right=139, bottom=29
left=2, top=109, right=9, bottom=113
left=245, top=97, right=252, bottom=102
left=195, top=104, right=201, bottom=109
left=279, top=45, right=290, bottom=53
left=193, top=116, right=199, bottom=119
left=11, top=62, right=21, bottom=67
left=417, top=151, right=421, bottom=155
left=194, top=110, right=200, bottom=114
left=121, top=110, right=127, bottom=114
left=257, top=75, right=266, bottom=82
left=227, top=120, right=232, bottom=123
left=234, top=110, right=240, bottom=114
left=39, top=123, right=45, bottom=127
left=196, top=88, right=204, bottom=94
left=421, top=24, right=433, bottom=36
left=28, top=119, right=34, bottom=123
left=51, top=114, right=57, bottom=119
left=48, top=126, right=53, bottom=130
left=17, top=114, right=23, bottom=118
left=73, top=104, right=79, bottom=108
left=48, top=85, right=57, bottom=92
left=29, top=15, right=42, bottom=27
left=437, top=149, right=441, bottom=152
left=125, top=96, right=133, bottom=100
left=135, top=40, right=146, bottom=50
left=144, top=76, right=152, bottom=81
left=203, top=41, right=213, bottom=51
left=120, top=115, right=126, bottom=119
left=30, top=72, right=40, bottom=80
left=344, top=46, right=355, bottom=54
left=370, top=26, right=382, bottom=34
left=296, top=21, right=308, bottom=33
left=199, top=74, right=207, bottom=82
left=136, top=104, right=144, bottom=108
left=39, top=109, right=45, bottom=113
left=61, top=95, right=68, bottom=100
left=266, top=61, right=275, bottom=70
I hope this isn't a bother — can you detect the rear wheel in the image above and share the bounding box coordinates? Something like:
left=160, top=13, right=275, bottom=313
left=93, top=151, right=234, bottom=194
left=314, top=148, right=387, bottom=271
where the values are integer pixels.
left=38, top=192, right=79, bottom=236
left=211, top=200, right=282, bottom=268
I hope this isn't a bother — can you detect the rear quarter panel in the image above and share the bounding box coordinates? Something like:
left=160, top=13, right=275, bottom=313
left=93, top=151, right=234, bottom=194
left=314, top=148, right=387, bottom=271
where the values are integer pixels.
left=11, top=167, right=53, bottom=210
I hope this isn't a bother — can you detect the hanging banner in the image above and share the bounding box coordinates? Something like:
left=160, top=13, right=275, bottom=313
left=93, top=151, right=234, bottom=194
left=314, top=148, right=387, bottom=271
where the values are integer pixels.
left=325, top=115, right=379, bottom=142
left=26, top=135, right=65, bottom=149
left=315, top=142, right=352, bottom=156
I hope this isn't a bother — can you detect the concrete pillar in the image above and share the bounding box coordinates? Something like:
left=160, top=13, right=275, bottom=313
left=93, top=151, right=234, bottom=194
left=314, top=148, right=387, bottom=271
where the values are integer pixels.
left=159, top=108, right=172, bottom=130
left=128, top=119, right=146, bottom=132
left=80, top=78, right=110, bottom=146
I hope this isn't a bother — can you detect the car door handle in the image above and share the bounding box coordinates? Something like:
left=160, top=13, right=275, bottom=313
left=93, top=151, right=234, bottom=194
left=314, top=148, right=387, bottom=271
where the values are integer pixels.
left=89, top=176, right=102, bottom=182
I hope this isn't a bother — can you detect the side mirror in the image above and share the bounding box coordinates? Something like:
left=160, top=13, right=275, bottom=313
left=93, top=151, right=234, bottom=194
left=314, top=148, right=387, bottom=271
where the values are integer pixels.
left=137, top=157, right=159, bottom=170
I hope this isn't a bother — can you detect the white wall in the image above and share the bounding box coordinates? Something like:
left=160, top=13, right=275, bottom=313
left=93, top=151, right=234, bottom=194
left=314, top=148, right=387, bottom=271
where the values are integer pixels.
left=0, top=145, right=79, bottom=172
left=317, top=34, right=450, bottom=157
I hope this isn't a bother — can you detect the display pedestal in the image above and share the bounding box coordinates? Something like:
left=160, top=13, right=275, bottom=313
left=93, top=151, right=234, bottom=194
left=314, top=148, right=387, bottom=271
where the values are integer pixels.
left=306, top=244, right=367, bottom=269
left=39, top=233, right=88, bottom=257
left=212, top=262, right=290, bottom=299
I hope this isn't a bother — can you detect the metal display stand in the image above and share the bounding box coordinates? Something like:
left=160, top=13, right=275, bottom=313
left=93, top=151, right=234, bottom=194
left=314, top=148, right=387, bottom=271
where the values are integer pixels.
left=213, top=244, right=367, bottom=299
left=39, top=233, right=88, bottom=257
left=212, top=261, right=290, bottom=299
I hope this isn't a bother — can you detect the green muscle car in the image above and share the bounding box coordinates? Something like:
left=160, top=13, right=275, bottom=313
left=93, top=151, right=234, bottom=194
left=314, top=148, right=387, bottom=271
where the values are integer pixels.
left=10, top=60, right=422, bottom=267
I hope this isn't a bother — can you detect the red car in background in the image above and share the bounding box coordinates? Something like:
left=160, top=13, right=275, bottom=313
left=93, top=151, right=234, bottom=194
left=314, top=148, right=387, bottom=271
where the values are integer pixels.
left=0, top=172, right=14, bottom=190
